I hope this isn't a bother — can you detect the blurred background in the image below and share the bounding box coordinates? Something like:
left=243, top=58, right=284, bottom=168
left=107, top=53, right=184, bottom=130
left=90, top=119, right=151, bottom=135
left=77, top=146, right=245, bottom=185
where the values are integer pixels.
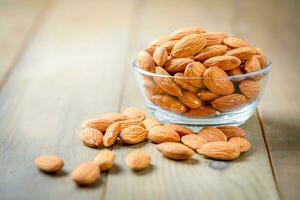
left=0, top=0, right=299, bottom=200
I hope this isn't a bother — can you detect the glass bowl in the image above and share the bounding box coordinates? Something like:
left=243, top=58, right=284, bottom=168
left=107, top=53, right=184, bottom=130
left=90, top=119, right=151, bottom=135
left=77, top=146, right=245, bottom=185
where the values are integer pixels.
left=133, top=60, right=272, bottom=127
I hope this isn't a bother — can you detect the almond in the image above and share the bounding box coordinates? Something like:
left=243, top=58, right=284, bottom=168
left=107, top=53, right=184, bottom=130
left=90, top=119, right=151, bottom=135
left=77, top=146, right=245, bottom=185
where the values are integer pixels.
left=101, top=113, right=128, bottom=122
left=34, top=155, right=64, bottom=173
left=119, top=119, right=144, bottom=130
left=80, top=128, right=103, bottom=148
left=103, top=122, right=121, bottom=147
left=255, top=47, right=268, bottom=68
left=144, top=45, right=156, bottom=56
left=161, top=40, right=178, bottom=53
left=81, top=118, right=113, bottom=132
left=183, top=107, right=220, bottom=118
left=212, top=94, right=247, bottom=112
left=197, top=141, right=240, bottom=160
left=153, top=46, right=168, bottom=66
left=194, top=45, right=228, bottom=61
left=71, top=162, right=100, bottom=186
left=137, top=51, right=155, bottom=72
left=217, top=126, right=246, bottom=138
left=148, top=125, right=180, bottom=143
left=94, top=150, right=115, bottom=171
left=224, top=37, right=250, bottom=48
left=203, top=32, right=228, bottom=46
left=184, top=62, right=207, bottom=88
left=174, top=73, right=198, bottom=93
left=122, top=107, right=146, bottom=121
left=164, top=124, right=194, bottom=136
left=171, top=27, right=205, bottom=40
left=157, top=142, right=194, bottom=160
left=125, top=150, right=151, bottom=170
left=171, top=34, right=206, bottom=58
left=203, top=55, right=241, bottom=71
left=227, top=67, right=244, bottom=82
left=143, top=117, right=160, bottom=130
left=143, top=78, right=166, bottom=96
left=203, top=66, right=234, bottom=95
left=153, top=67, right=183, bottom=96
left=226, top=47, right=257, bottom=60
left=178, top=90, right=202, bottom=109
left=196, top=89, right=219, bottom=101
left=244, top=56, right=261, bottom=73
left=239, top=79, right=260, bottom=99
left=181, top=134, right=207, bottom=150
left=199, top=127, right=227, bottom=142
left=119, top=125, right=147, bottom=144
left=164, top=58, right=193, bottom=73
left=151, top=95, right=187, bottom=114
left=149, top=35, right=171, bottom=47
left=228, top=137, right=251, bottom=153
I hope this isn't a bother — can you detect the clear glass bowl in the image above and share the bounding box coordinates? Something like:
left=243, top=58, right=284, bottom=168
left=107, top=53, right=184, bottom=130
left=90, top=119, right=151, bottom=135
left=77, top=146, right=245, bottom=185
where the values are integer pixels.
left=133, top=61, right=272, bottom=127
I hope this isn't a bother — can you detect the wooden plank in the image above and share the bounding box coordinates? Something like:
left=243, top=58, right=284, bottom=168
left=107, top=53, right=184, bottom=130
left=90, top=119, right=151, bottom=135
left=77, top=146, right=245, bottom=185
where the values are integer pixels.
left=0, top=0, right=135, bottom=199
left=235, top=0, right=300, bottom=199
left=105, top=0, right=279, bottom=199
left=0, top=0, right=48, bottom=86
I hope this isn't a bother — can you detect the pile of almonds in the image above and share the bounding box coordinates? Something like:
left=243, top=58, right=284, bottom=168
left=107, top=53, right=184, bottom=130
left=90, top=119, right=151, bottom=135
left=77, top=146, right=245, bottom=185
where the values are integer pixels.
left=137, top=27, right=268, bottom=117
left=35, top=107, right=251, bottom=186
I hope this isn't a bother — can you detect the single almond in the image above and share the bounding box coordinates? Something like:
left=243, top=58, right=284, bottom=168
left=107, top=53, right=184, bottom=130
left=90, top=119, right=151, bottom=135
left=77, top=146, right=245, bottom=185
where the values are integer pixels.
left=178, top=90, right=202, bottom=109
left=254, top=47, right=268, bottom=68
left=217, top=126, right=246, bottom=138
left=203, top=55, right=241, bottom=71
left=148, top=125, right=180, bottom=143
left=94, top=150, right=115, bottom=171
left=80, top=128, right=103, bottom=148
left=171, top=26, right=205, bottom=40
left=196, top=89, right=219, bottom=101
left=144, top=45, right=156, bottom=56
left=227, top=67, right=244, bottom=82
left=183, top=107, right=220, bottom=118
left=164, top=124, right=194, bottom=136
left=151, top=95, right=187, bottom=114
left=244, top=56, right=261, bottom=73
left=226, top=46, right=257, bottom=60
left=203, top=66, right=234, bottom=95
left=143, top=78, right=166, bottom=96
left=119, top=125, right=147, bottom=144
left=174, top=73, right=199, bottom=93
left=101, top=113, right=128, bottom=122
left=197, top=141, right=240, bottom=160
left=137, top=51, right=155, bottom=72
left=149, top=35, right=171, bottom=47
left=81, top=118, right=113, bottom=132
left=239, top=79, right=260, bottom=99
left=153, top=67, right=183, bottom=96
left=103, top=122, right=121, bottom=147
left=194, top=45, right=228, bottom=61
left=224, top=37, right=250, bottom=48
left=203, top=32, right=228, bottom=46
left=164, top=58, right=193, bottom=73
left=125, top=150, right=151, bottom=170
left=184, top=62, right=207, bottom=88
left=228, top=137, right=251, bottom=153
left=199, top=127, right=227, bottom=142
left=122, top=107, right=146, bottom=121
left=181, top=134, right=207, bottom=150
left=143, top=117, right=161, bottom=130
left=157, top=142, right=194, bottom=160
left=160, top=40, right=178, bottom=53
left=71, top=162, right=100, bottom=186
left=34, top=155, right=64, bottom=173
left=119, top=119, right=144, bottom=130
left=171, top=34, right=206, bottom=58
left=153, top=46, right=168, bottom=66
left=212, top=94, right=247, bottom=112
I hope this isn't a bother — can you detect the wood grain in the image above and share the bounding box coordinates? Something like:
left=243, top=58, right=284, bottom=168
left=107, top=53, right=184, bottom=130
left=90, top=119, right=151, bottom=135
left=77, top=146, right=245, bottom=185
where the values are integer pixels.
left=0, top=0, right=135, bottom=199
left=104, top=0, right=279, bottom=199
left=234, top=1, right=300, bottom=199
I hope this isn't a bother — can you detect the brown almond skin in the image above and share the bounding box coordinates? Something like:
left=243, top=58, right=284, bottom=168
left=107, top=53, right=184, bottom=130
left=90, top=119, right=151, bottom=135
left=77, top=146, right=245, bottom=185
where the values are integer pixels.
left=194, top=45, right=228, bottom=61
left=197, top=89, right=219, bottom=101
left=153, top=46, right=168, bottom=66
left=224, top=37, right=250, bottom=48
left=119, top=125, right=147, bottom=144
left=203, top=32, right=228, bottom=46
left=212, top=94, right=247, bottom=112
left=203, top=66, right=234, bottom=95
left=174, top=73, right=199, bottom=93
left=157, top=142, right=194, bottom=160
left=122, top=107, right=146, bottom=121
left=228, top=137, right=251, bottom=153
left=137, top=51, right=155, bottom=72
left=164, top=58, right=193, bottom=73
left=143, top=78, right=166, bottom=97
left=170, top=26, right=205, bottom=40
left=203, top=55, right=241, bottom=71
left=184, top=62, right=207, bottom=88
left=94, top=150, right=115, bottom=171
left=226, top=47, right=257, bottom=60
left=148, top=126, right=180, bottom=143
left=164, top=124, right=194, bottom=136
left=101, top=113, right=128, bottom=122
left=153, top=67, right=183, bottom=97
left=125, top=150, right=151, bottom=170
left=71, top=162, right=100, bottom=186
left=217, top=126, right=246, bottom=138
left=80, top=128, right=103, bottom=148
left=183, top=107, right=220, bottom=118
left=35, top=155, right=64, bottom=173
left=244, top=57, right=261, bottom=73
left=103, top=122, right=121, bottom=147
left=142, top=117, right=161, bottom=130
left=81, top=118, right=113, bottom=133
left=239, top=79, right=260, bottom=99
left=227, top=67, right=244, bottom=82
left=199, top=127, right=227, bottom=142
left=119, top=119, right=144, bottom=130
left=178, top=90, right=202, bottom=109
left=197, top=141, right=240, bottom=161
left=181, top=134, right=207, bottom=150
left=151, top=95, right=187, bottom=114
left=161, top=40, right=178, bottom=53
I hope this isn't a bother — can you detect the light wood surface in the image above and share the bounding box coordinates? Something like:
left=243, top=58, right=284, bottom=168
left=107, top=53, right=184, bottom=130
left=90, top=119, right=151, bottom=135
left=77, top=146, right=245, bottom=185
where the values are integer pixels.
left=0, top=0, right=298, bottom=199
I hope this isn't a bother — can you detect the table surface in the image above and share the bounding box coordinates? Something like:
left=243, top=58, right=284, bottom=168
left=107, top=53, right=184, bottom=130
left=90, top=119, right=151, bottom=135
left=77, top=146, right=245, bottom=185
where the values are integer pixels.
left=0, top=0, right=299, bottom=200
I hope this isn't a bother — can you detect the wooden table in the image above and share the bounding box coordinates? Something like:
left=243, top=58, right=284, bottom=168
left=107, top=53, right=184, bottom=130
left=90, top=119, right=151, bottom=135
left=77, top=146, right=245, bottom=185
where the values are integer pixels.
left=0, top=0, right=299, bottom=199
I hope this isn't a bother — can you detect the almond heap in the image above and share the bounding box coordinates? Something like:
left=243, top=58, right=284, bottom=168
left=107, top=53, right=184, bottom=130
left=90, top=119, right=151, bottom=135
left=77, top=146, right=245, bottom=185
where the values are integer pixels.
left=137, top=27, right=268, bottom=117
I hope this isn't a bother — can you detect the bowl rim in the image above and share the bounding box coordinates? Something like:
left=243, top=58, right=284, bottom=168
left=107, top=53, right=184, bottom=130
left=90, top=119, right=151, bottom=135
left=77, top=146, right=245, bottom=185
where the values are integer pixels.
left=132, top=59, right=272, bottom=80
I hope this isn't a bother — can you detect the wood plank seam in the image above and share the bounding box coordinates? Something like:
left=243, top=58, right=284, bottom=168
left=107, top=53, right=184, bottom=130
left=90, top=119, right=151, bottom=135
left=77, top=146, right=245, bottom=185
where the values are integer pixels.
left=0, top=0, right=51, bottom=89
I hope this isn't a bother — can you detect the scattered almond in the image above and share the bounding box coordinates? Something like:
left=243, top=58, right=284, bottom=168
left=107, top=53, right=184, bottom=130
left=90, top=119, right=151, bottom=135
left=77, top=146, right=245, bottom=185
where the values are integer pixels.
left=148, top=125, right=180, bottom=143
left=125, top=150, right=151, bottom=170
left=80, top=128, right=103, bottom=148
left=217, top=126, right=246, bottom=138
left=197, top=141, right=240, bottom=160
left=101, top=113, right=128, bottom=122
left=143, top=117, right=160, bottom=130
left=71, top=162, right=100, bottom=186
left=164, top=124, right=194, bottom=136
left=94, top=150, right=115, bottom=171
left=199, top=127, right=227, bottom=142
left=119, top=125, right=148, bottom=144
left=122, top=107, right=146, bottom=121
left=228, top=137, right=251, bottom=153
left=157, top=142, right=194, bottom=160
left=81, top=118, right=113, bottom=132
left=35, top=155, right=64, bottom=173
left=103, top=122, right=121, bottom=147
left=181, top=134, right=207, bottom=150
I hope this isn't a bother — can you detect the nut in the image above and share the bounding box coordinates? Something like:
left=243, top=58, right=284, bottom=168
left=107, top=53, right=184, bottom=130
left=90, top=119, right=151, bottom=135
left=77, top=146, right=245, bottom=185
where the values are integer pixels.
left=217, top=126, right=246, bottom=138
left=119, top=125, right=148, bottom=144
left=148, top=125, right=180, bottom=143
left=103, top=122, right=121, bottom=147
left=181, top=134, right=207, bottom=150
left=122, top=107, right=146, bottom=121
left=157, top=142, right=194, bottom=160
left=71, top=162, right=100, bottom=186
left=142, top=117, right=161, bottom=130
left=164, top=124, right=194, bottom=136
left=94, top=150, right=115, bottom=171
left=81, top=118, right=113, bottom=132
left=228, top=137, right=251, bottom=153
left=199, top=127, right=227, bottom=142
left=80, top=128, right=103, bottom=148
left=212, top=94, right=247, bottom=112
left=125, top=150, right=151, bottom=170
left=197, top=141, right=240, bottom=160
left=34, top=155, right=64, bottom=173
left=151, top=95, right=187, bottom=114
